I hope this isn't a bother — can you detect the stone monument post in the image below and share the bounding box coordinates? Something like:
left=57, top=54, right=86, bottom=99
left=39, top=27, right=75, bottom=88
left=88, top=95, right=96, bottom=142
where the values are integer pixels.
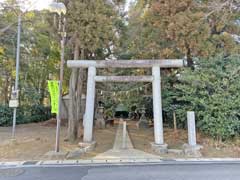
left=183, top=111, right=203, bottom=157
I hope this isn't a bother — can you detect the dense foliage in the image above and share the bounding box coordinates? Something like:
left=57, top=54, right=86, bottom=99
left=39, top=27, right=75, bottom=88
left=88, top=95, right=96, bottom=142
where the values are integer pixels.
left=0, top=1, right=60, bottom=106
left=124, top=0, right=240, bottom=61
left=0, top=105, right=52, bottom=126
left=163, top=55, right=240, bottom=140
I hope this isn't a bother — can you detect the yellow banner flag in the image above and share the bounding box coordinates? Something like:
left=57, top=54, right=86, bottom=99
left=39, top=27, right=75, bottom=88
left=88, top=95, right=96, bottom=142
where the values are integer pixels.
left=48, top=80, right=59, bottom=114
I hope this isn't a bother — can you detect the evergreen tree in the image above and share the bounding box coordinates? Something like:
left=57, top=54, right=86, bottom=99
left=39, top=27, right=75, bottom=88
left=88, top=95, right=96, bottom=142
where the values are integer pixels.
left=65, top=0, right=124, bottom=141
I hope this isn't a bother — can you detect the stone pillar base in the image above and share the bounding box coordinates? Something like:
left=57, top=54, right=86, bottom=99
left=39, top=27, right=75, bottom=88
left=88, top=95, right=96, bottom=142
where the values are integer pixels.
left=66, top=141, right=96, bottom=159
left=96, top=118, right=106, bottom=129
left=182, top=144, right=203, bottom=157
left=78, top=141, right=96, bottom=152
left=150, top=142, right=168, bottom=154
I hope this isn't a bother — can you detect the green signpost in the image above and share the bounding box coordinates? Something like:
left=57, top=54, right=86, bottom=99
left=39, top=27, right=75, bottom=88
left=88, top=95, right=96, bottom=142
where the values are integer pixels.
left=48, top=80, right=59, bottom=114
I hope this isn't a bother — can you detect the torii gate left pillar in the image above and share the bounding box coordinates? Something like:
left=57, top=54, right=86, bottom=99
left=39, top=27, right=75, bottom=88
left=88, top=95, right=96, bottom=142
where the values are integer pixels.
left=67, top=59, right=186, bottom=153
left=83, top=66, right=96, bottom=142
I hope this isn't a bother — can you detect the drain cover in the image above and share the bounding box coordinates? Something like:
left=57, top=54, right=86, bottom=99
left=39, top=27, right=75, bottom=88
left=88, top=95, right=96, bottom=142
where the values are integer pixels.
left=0, top=168, right=25, bottom=177
left=23, top=161, right=38, bottom=165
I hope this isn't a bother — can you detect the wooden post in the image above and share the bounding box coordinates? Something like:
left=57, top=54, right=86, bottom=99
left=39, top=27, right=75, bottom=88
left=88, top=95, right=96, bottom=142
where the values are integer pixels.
left=173, top=111, right=177, bottom=132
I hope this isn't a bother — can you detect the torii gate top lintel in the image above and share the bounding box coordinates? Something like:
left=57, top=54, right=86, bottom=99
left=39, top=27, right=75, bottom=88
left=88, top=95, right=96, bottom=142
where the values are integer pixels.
left=67, top=59, right=187, bottom=68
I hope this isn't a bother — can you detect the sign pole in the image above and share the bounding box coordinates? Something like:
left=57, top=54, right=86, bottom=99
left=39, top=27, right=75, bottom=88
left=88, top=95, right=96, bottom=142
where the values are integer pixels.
left=12, top=14, right=21, bottom=139
left=48, top=80, right=60, bottom=151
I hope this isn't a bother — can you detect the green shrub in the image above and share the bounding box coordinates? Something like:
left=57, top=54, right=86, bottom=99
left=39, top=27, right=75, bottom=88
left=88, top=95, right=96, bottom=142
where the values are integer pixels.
left=0, top=105, right=13, bottom=126
left=163, top=55, right=240, bottom=141
left=0, top=105, right=52, bottom=126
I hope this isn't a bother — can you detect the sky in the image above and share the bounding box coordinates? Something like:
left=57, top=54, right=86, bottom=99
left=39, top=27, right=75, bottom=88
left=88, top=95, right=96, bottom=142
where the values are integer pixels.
left=0, top=0, right=54, bottom=11
left=22, top=0, right=54, bottom=11
left=0, top=0, right=136, bottom=11
left=125, top=0, right=136, bottom=11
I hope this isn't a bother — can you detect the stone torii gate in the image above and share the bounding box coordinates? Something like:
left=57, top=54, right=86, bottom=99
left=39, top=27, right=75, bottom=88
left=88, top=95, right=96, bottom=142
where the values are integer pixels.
left=67, top=59, right=186, bottom=152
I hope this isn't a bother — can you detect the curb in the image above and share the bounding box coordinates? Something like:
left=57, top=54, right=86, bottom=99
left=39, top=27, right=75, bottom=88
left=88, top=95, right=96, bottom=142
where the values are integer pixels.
left=1, top=158, right=240, bottom=168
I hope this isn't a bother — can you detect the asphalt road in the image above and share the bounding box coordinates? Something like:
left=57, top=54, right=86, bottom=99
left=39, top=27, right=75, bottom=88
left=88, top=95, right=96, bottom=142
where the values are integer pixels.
left=0, top=163, right=240, bottom=180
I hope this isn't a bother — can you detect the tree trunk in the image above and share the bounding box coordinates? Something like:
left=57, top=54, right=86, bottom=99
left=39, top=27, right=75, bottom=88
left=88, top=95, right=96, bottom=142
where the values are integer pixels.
left=39, top=80, right=46, bottom=105
left=173, top=111, right=177, bottom=132
left=67, top=40, right=80, bottom=142
left=185, top=42, right=194, bottom=68
left=76, top=49, right=85, bottom=138
left=4, top=76, right=10, bottom=105
left=77, top=49, right=85, bottom=121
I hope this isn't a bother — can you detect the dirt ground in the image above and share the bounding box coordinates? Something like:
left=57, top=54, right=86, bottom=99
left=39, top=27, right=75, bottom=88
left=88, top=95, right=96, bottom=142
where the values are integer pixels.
left=0, top=120, right=239, bottom=161
left=0, top=120, right=116, bottom=161
left=127, top=121, right=240, bottom=158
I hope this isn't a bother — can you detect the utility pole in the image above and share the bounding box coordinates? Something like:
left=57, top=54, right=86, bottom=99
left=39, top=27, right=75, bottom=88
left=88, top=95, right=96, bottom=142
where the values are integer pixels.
left=12, top=14, right=21, bottom=139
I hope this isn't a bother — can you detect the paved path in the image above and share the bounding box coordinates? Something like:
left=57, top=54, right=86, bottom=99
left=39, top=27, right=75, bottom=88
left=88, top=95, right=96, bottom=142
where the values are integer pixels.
left=1, top=163, right=240, bottom=180
left=112, top=121, right=133, bottom=150
left=93, top=121, right=160, bottom=160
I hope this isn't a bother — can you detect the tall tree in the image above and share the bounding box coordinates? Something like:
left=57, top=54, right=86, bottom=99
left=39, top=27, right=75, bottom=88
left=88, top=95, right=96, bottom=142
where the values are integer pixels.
left=0, top=0, right=20, bottom=105
left=65, top=0, right=123, bottom=142
left=124, top=0, right=240, bottom=66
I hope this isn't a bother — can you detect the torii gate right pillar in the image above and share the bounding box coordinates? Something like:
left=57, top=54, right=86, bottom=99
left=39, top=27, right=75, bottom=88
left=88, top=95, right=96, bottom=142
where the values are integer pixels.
left=152, top=66, right=164, bottom=144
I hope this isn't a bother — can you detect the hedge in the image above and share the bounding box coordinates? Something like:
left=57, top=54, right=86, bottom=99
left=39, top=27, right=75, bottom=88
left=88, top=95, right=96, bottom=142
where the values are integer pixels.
left=0, top=105, right=53, bottom=126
